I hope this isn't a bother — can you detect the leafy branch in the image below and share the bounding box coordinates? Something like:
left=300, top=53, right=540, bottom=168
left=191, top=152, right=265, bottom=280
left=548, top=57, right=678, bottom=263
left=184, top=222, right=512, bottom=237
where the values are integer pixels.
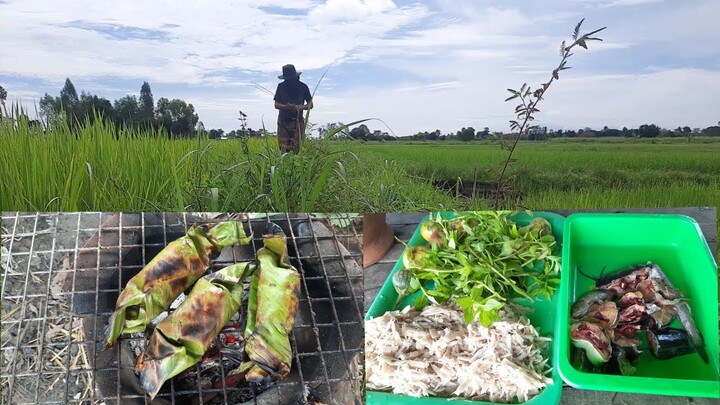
left=495, top=19, right=606, bottom=200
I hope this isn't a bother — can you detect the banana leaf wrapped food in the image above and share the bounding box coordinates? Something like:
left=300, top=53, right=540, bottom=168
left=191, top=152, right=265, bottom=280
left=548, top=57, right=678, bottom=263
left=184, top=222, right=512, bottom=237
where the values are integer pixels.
left=241, top=229, right=301, bottom=383
left=138, top=261, right=257, bottom=399
left=105, top=221, right=251, bottom=348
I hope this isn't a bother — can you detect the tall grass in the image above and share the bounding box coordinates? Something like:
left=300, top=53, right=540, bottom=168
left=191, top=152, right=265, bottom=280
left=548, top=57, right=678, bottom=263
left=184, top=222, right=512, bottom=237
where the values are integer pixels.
left=1, top=113, right=200, bottom=210
left=0, top=111, right=450, bottom=212
left=3, top=109, right=719, bottom=216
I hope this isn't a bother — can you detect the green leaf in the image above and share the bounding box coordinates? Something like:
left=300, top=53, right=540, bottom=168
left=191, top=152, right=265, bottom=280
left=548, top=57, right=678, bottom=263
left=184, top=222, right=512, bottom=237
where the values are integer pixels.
left=414, top=294, right=429, bottom=311
left=479, top=308, right=501, bottom=327
left=470, top=286, right=484, bottom=303
left=409, top=277, right=421, bottom=292
left=573, top=18, right=585, bottom=40
left=464, top=306, right=476, bottom=324
left=481, top=298, right=503, bottom=312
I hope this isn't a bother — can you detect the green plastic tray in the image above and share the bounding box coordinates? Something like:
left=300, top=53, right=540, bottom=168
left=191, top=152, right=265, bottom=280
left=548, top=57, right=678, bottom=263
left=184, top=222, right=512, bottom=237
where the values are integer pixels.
left=365, top=211, right=566, bottom=405
left=555, top=213, right=720, bottom=398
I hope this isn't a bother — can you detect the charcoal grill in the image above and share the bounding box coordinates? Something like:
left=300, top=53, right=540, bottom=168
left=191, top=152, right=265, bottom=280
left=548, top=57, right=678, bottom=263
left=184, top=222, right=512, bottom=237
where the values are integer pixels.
left=1, top=212, right=364, bottom=405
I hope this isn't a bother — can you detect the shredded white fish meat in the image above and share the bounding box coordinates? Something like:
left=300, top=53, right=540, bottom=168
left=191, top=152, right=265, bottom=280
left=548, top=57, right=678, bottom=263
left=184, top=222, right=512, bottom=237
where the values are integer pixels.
left=365, top=304, right=553, bottom=403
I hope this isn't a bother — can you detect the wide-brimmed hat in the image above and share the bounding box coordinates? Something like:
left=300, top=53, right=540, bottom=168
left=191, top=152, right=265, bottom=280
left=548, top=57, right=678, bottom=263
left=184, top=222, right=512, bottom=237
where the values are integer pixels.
left=278, top=64, right=301, bottom=80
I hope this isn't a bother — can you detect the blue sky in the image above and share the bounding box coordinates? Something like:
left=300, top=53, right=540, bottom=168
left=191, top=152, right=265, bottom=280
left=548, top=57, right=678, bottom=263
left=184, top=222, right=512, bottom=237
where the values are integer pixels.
left=1, top=0, right=719, bottom=135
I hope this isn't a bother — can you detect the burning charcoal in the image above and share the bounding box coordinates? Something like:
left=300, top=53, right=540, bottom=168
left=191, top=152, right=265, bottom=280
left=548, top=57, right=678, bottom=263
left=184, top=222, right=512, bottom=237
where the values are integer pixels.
left=138, top=261, right=256, bottom=399
left=241, top=228, right=301, bottom=383
left=105, top=221, right=251, bottom=348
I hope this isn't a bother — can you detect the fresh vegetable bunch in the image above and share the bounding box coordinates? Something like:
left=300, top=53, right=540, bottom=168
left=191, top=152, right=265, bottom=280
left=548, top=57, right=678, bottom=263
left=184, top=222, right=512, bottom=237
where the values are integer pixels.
left=395, top=211, right=561, bottom=326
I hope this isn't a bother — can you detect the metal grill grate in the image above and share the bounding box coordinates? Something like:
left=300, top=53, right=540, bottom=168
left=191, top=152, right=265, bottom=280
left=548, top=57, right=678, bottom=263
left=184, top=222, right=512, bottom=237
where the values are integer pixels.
left=1, top=212, right=364, bottom=405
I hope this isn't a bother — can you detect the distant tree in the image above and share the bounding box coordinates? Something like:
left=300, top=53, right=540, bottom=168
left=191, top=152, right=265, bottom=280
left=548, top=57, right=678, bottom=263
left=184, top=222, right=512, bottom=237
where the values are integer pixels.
left=319, top=122, right=344, bottom=139
left=196, top=121, right=207, bottom=137
left=114, top=95, right=140, bottom=128
left=528, top=126, right=548, bottom=140
left=138, top=81, right=154, bottom=126
left=427, top=130, right=438, bottom=140
left=155, top=97, right=199, bottom=137
left=637, top=124, right=660, bottom=138
left=702, top=126, right=720, bottom=137
left=682, top=126, right=691, bottom=134
left=599, top=126, right=622, bottom=137
left=60, top=78, right=79, bottom=107
left=77, top=92, right=114, bottom=124
left=458, top=126, right=475, bottom=142
left=39, top=94, right=62, bottom=126
left=208, top=128, right=224, bottom=139
left=349, top=124, right=370, bottom=140
left=475, top=127, right=489, bottom=139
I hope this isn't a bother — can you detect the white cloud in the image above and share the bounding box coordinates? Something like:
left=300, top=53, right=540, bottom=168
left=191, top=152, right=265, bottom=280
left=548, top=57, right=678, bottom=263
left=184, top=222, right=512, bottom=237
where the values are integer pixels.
left=0, top=0, right=429, bottom=83
left=600, top=0, right=665, bottom=7
left=308, top=0, right=397, bottom=20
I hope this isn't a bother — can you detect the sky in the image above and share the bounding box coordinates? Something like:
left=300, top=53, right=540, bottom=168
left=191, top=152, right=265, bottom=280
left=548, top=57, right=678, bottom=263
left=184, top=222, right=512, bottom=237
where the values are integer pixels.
left=1, top=0, right=719, bottom=136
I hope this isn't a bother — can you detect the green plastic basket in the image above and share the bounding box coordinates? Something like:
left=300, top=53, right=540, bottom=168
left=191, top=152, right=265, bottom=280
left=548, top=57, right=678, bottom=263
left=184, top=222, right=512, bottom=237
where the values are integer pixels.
left=365, top=211, right=566, bottom=405
left=555, top=213, right=720, bottom=398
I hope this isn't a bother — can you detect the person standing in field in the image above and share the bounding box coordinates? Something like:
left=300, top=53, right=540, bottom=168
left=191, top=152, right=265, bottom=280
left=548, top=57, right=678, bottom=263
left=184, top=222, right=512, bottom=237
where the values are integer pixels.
left=274, top=64, right=313, bottom=154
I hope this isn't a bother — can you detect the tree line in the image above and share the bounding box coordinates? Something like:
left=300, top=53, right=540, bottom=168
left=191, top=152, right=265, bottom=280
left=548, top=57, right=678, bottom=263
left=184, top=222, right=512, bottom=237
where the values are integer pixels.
left=36, top=78, right=200, bottom=137
left=321, top=122, right=720, bottom=141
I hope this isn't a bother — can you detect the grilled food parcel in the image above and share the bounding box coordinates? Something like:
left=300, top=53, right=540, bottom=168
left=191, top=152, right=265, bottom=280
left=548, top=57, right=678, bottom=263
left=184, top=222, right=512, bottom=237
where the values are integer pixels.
left=105, top=221, right=252, bottom=348
left=138, top=261, right=257, bottom=398
left=570, top=262, right=709, bottom=376
left=366, top=212, right=561, bottom=402
left=104, top=221, right=302, bottom=400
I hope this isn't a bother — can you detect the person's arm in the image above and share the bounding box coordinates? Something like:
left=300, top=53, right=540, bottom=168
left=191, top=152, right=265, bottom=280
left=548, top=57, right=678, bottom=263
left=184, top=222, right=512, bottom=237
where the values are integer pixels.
left=275, top=101, right=295, bottom=111
left=274, top=84, right=293, bottom=111
left=301, top=85, right=313, bottom=111
left=291, top=100, right=312, bottom=111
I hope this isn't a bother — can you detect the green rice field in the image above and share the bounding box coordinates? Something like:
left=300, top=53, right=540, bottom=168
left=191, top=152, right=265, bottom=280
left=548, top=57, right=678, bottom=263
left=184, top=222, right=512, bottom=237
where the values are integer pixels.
left=1, top=118, right=718, bottom=217
left=356, top=139, right=720, bottom=210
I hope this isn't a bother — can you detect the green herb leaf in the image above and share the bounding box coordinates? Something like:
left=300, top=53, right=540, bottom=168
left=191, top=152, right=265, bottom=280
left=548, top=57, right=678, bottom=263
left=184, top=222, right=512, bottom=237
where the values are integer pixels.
left=402, top=212, right=562, bottom=326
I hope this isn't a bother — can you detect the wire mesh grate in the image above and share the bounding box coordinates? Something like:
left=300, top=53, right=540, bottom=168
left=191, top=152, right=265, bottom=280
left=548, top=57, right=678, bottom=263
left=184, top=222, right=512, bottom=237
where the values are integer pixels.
left=1, top=212, right=364, bottom=405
